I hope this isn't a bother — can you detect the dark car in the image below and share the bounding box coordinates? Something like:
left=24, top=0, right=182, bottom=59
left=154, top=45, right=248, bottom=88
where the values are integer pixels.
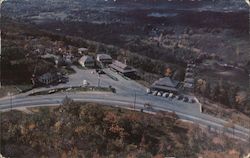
left=183, top=97, right=189, bottom=102
left=177, top=95, right=184, bottom=100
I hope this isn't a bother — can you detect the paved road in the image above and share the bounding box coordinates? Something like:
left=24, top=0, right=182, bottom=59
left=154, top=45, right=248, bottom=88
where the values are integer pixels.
left=0, top=92, right=249, bottom=141
left=0, top=67, right=249, bottom=141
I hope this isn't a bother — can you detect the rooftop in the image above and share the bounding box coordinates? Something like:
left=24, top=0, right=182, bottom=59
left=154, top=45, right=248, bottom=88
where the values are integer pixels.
left=109, top=60, right=136, bottom=73
left=152, top=77, right=180, bottom=88
left=79, top=55, right=94, bottom=63
left=97, top=54, right=112, bottom=60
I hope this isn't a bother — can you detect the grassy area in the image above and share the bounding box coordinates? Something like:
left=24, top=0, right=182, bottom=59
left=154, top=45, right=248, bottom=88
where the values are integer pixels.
left=1, top=102, right=249, bottom=158
left=0, top=86, right=19, bottom=98
left=29, top=86, right=115, bottom=96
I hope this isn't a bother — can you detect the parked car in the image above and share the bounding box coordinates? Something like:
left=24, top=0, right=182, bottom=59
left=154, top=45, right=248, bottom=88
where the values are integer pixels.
left=146, top=88, right=151, bottom=94
left=183, top=97, right=189, bottom=102
left=157, top=92, right=162, bottom=96
left=168, top=93, right=173, bottom=98
left=190, top=99, right=196, bottom=103
left=177, top=95, right=184, bottom=100
left=152, top=91, right=158, bottom=96
left=144, top=103, right=153, bottom=110
left=162, top=92, right=169, bottom=97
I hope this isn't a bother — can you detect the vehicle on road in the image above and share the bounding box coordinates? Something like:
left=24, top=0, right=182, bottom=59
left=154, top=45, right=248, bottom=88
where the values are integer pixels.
left=144, top=103, right=153, bottom=110
left=48, top=89, right=56, bottom=94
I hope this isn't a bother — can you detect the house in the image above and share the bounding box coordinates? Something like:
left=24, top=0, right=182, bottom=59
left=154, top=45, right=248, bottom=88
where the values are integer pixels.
left=150, top=77, right=180, bottom=94
left=78, top=48, right=88, bottom=54
left=96, top=54, right=112, bottom=66
left=78, top=55, right=95, bottom=67
left=185, top=72, right=193, bottom=78
left=37, top=72, right=58, bottom=85
left=184, top=78, right=195, bottom=84
left=109, top=60, right=136, bottom=77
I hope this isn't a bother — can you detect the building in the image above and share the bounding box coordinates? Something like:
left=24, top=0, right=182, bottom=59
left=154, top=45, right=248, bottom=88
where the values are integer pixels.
left=78, top=55, right=95, bottom=67
left=184, top=78, right=195, bottom=84
left=78, top=48, right=88, bottom=54
left=96, top=54, right=112, bottom=66
left=109, top=60, right=136, bottom=78
left=38, top=72, right=58, bottom=85
left=150, top=77, right=180, bottom=94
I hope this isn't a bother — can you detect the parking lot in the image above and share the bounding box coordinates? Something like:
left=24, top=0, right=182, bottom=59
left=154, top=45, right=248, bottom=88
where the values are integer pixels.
left=149, top=90, right=197, bottom=104
left=28, top=66, right=201, bottom=113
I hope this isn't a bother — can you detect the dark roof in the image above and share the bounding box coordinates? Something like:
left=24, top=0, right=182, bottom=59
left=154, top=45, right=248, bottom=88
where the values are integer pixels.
left=153, top=77, right=179, bottom=87
left=97, top=54, right=112, bottom=60
left=79, top=55, right=94, bottom=63
left=109, top=60, right=136, bottom=73
left=151, top=77, right=179, bottom=92
left=184, top=78, right=194, bottom=84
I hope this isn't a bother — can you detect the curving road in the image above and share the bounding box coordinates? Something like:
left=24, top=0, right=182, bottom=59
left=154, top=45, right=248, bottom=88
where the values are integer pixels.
left=0, top=67, right=249, bottom=141
left=0, top=91, right=249, bottom=142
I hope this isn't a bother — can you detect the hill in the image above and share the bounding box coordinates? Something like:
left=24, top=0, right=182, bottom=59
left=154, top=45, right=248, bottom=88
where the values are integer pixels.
left=1, top=100, right=249, bottom=157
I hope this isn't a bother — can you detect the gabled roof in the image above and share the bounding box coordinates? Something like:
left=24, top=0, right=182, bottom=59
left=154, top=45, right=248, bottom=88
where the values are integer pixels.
left=153, top=77, right=179, bottom=88
left=97, top=54, right=112, bottom=60
left=109, top=60, right=136, bottom=73
left=78, top=48, right=88, bottom=51
left=184, top=78, right=194, bottom=84
left=113, top=60, right=129, bottom=70
left=79, top=55, right=94, bottom=63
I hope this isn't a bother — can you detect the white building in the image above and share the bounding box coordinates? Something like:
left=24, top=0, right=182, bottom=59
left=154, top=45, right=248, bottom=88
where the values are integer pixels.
left=78, top=48, right=88, bottom=54
left=96, top=54, right=112, bottom=65
left=79, top=55, right=95, bottom=67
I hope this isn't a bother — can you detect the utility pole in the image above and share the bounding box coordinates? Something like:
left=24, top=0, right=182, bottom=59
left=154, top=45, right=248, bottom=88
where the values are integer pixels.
left=98, top=74, right=100, bottom=87
left=8, top=92, right=12, bottom=111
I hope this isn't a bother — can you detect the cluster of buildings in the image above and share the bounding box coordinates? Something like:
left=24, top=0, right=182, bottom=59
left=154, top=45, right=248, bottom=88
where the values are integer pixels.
left=150, top=63, right=196, bottom=94
left=78, top=53, right=136, bottom=78
left=34, top=45, right=137, bottom=86
left=183, top=63, right=196, bottom=91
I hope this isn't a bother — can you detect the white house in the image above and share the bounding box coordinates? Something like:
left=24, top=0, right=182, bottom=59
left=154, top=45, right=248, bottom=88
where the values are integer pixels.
left=78, top=48, right=88, bottom=54
left=79, top=55, right=95, bottom=67
left=96, top=54, right=112, bottom=65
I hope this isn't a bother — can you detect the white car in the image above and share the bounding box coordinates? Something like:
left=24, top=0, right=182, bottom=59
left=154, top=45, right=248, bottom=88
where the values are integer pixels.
left=157, top=92, right=162, bottom=96
left=168, top=93, right=173, bottom=98
left=83, top=80, right=89, bottom=86
left=146, top=88, right=151, bottom=94
left=162, top=92, right=169, bottom=97
left=152, top=91, right=158, bottom=96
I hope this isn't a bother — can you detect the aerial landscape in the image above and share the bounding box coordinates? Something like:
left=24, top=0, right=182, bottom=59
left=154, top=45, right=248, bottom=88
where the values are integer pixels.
left=0, top=0, right=250, bottom=157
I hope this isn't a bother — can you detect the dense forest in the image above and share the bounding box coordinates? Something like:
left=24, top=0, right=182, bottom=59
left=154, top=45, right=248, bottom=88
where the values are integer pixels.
left=1, top=100, right=249, bottom=158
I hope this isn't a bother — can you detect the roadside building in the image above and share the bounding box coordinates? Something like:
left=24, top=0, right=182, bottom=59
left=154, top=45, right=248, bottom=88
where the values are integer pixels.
left=184, top=78, right=195, bottom=84
left=184, top=63, right=196, bottom=92
left=37, top=72, right=58, bottom=85
left=109, top=60, right=136, bottom=78
left=78, top=47, right=88, bottom=54
left=150, top=77, right=180, bottom=94
left=78, top=55, right=95, bottom=67
left=186, top=67, right=194, bottom=73
left=185, top=72, right=193, bottom=78
left=96, top=54, right=112, bottom=66
left=183, top=83, right=194, bottom=89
